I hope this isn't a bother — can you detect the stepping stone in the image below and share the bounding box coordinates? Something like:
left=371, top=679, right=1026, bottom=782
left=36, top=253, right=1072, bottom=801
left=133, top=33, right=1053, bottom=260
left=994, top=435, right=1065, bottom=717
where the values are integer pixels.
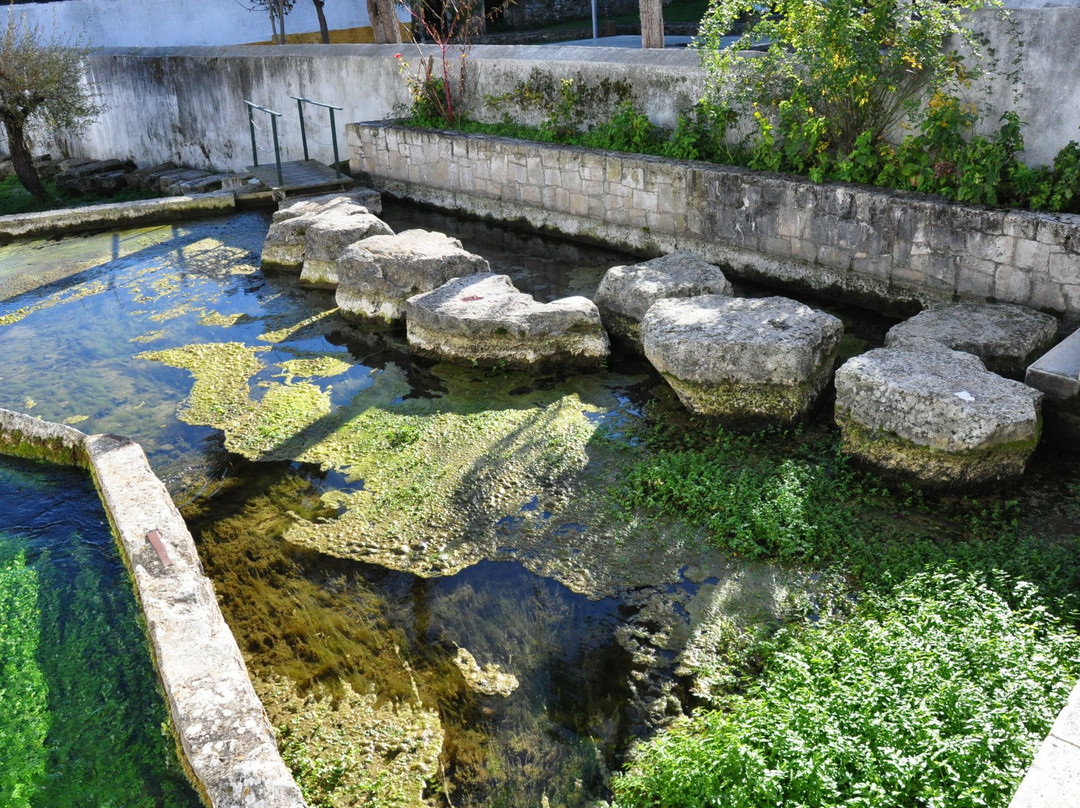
left=260, top=199, right=387, bottom=275
left=336, top=229, right=490, bottom=327
left=274, top=188, right=382, bottom=220
left=299, top=207, right=394, bottom=288
left=641, top=295, right=843, bottom=423
left=835, top=340, right=1043, bottom=487
left=885, top=302, right=1058, bottom=377
left=1026, top=326, right=1080, bottom=451
left=595, top=250, right=733, bottom=352
left=405, top=273, right=609, bottom=369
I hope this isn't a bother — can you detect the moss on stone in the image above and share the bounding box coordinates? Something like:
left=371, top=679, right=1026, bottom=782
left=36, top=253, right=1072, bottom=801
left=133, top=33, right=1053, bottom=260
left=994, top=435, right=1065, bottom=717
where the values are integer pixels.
left=662, top=366, right=832, bottom=426
left=835, top=410, right=1041, bottom=489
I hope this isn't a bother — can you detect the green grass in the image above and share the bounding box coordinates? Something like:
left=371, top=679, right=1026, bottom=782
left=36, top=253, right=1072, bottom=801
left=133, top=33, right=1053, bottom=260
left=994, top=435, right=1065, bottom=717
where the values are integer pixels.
left=619, top=421, right=1080, bottom=608
left=0, top=174, right=158, bottom=217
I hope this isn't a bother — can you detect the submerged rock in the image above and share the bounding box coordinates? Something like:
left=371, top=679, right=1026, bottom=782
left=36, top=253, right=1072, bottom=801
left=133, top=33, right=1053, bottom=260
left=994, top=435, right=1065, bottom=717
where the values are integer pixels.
left=452, top=648, right=519, bottom=697
left=595, top=250, right=733, bottom=352
left=335, top=229, right=490, bottom=327
left=885, top=302, right=1058, bottom=377
left=642, top=295, right=843, bottom=423
left=834, top=342, right=1043, bottom=487
left=405, top=273, right=610, bottom=370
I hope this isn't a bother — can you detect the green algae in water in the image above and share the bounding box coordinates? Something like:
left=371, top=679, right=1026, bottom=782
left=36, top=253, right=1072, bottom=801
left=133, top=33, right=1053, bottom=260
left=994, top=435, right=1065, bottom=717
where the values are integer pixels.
left=0, top=458, right=202, bottom=808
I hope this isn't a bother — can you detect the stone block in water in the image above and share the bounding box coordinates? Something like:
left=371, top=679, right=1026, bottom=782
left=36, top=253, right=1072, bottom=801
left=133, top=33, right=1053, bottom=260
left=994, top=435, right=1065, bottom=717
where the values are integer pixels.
left=260, top=191, right=385, bottom=274
left=835, top=341, right=1043, bottom=487
left=641, top=294, right=843, bottom=423
left=336, top=229, right=490, bottom=327
left=405, top=272, right=609, bottom=369
left=885, top=302, right=1058, bottom=377
left=595, top=250, right=733, bottom=353
left=299, top=207, right=394, bottom=288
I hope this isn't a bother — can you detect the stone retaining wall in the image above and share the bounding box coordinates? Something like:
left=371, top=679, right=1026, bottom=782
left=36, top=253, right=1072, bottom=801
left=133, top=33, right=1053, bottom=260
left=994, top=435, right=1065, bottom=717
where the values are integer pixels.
left=348, top=122, right=1080, bottom=319
left=0, top=409, right=307, bottom=808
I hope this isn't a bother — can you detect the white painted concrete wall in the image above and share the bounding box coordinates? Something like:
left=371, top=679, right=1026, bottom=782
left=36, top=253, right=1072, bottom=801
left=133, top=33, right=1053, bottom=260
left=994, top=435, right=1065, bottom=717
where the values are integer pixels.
left=5, top=0, right=378, bottom=47
left=15, top=6, right=1080, bottom=173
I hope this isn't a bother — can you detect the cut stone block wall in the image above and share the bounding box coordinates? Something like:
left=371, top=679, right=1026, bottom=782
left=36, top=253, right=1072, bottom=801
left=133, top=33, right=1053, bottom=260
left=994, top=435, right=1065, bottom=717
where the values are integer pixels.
left=348, top=122, right=1080, bottom=318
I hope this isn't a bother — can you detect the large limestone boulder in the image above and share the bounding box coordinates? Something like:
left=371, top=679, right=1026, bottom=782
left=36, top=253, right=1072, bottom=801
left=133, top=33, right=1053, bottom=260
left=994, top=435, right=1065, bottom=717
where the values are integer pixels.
left=260, top=192, right=387, bottom=274
left=595, top=250, right=733, bottom=352
left=835, top=341, right=1043, bottom=487
left=336, top=229, right=490, bottom=327
left=405, top=273, right=610, bottom=370
left=641, top=295, right=843, bottom=423
left=273, top=188, right=382, bottom=222
left=885, top=302, right=1058, bottom=377
left=299, top=207, right=394, bottom=288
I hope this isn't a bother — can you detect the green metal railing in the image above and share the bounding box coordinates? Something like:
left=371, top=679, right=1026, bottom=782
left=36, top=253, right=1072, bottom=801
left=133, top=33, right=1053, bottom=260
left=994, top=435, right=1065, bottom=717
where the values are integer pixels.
left=289, top=96, right=344, bottom=172
left=242, top=99, right=284, bottom=187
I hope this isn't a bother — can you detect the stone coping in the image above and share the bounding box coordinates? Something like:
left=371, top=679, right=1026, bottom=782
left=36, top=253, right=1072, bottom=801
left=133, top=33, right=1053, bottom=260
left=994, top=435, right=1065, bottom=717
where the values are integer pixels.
left=0, top=408, right=307, bottom=808
left=1009, top=679, right=1080, bottom=808
left=0, top=192, right=236, bottom=243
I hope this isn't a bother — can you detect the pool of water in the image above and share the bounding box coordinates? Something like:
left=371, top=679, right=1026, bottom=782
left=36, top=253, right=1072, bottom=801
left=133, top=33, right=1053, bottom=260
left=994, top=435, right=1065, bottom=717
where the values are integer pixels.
left=0, top=457, right=203, bottom=808
left=0, top=203, right=899, bottom=807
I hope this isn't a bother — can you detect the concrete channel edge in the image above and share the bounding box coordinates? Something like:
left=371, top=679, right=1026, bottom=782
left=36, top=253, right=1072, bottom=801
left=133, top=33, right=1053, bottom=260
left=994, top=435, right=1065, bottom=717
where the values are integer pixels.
left=0, top=408, right=308, bottom=808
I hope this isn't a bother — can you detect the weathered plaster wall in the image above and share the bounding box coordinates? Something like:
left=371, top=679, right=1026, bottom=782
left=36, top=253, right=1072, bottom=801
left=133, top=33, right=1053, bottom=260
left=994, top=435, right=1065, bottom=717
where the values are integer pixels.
left=37, top=5, right=1080, bottom=173
left=348, top=122, right=1080, bottom=318
left=52, top=44, right=703, bottom=173
left=0, top=408, right=308, bottom=808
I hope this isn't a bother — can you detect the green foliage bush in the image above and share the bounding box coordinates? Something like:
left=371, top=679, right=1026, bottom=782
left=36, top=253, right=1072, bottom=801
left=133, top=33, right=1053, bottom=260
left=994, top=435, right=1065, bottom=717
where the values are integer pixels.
left=397, top=0, right=1080, bottom=213
left=613, top=569, right=1080, bottom=808
left=0, top=546, right=49, bottom=808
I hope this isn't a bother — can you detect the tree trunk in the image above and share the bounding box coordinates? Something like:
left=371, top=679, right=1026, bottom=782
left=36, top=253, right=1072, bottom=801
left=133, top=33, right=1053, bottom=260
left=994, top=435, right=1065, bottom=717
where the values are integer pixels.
left=2, top=115, right=49, bottom=200
left=312, top=0, right=330, bottom=43
left=640, top=0, right=664, bottom=48
left=268, top=3, right=281, bottom=43
left=367, top=0, right=402, bottom=43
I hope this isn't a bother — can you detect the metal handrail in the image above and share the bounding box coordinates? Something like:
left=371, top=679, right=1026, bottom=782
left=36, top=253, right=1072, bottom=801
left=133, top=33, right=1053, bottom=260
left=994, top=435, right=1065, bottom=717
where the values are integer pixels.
left=242, top=99, right=284, bottom=187
left=289, top=96, right=344, bottom=171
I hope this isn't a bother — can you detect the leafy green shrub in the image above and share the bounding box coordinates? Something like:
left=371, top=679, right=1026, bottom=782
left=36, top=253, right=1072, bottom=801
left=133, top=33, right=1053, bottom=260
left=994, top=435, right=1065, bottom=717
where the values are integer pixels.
left=0, top=546, right=49, bottom=808
left=614, top=569, right=1080, bottom=808
left=697, top=0, right=1001, bottom=159
left=581, top=101, right=664, bottom=154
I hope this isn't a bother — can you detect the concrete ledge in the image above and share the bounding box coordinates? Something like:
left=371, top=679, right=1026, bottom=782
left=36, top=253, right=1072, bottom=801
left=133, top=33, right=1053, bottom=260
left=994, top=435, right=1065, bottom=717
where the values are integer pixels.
left=0, top=192, right=236, bottom=243
left=0, top=409, right=307, bottom=808
left=1010, top=680, right=1080, bottom=808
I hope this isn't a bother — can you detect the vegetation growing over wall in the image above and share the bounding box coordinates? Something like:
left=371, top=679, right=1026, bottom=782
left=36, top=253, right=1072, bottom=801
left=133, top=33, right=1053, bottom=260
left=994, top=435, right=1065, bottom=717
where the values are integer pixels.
left=401, top=0, right=1080, bottom=213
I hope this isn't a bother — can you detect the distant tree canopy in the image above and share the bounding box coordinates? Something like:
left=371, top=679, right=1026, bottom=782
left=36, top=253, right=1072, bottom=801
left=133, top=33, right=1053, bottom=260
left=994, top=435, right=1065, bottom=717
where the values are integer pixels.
left=0, top=7, right=103, bottom=198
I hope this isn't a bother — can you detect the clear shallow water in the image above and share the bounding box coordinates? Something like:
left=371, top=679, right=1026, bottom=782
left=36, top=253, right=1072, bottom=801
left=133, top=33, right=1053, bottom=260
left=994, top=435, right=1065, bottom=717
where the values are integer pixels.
left=0, top=206, right=896, bottom=807
left=0, top=458, right=202, bottom=807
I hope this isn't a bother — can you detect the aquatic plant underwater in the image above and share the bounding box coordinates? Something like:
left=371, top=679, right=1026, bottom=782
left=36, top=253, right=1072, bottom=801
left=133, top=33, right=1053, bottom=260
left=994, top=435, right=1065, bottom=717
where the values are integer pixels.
left=1, top=207, right=1079, bottom=807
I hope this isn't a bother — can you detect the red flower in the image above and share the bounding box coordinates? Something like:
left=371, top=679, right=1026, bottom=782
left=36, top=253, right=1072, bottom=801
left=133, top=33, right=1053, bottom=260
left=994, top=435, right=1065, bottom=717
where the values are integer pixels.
left=394, top=53, right=402, bottom=58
